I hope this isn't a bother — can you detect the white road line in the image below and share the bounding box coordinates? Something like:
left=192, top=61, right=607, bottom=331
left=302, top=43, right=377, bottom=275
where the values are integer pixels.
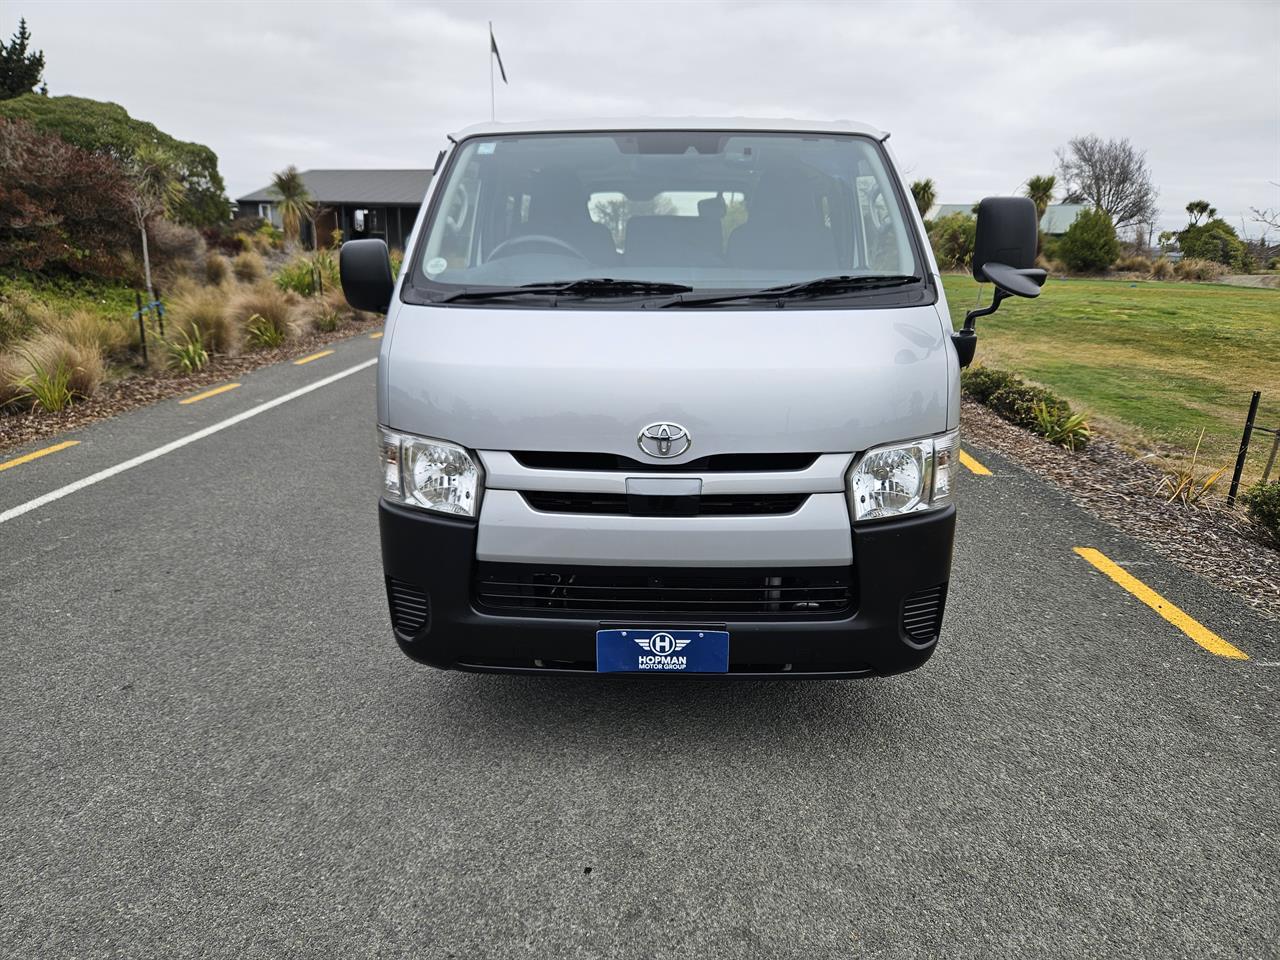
left=0, top=358, right=377, bottom=525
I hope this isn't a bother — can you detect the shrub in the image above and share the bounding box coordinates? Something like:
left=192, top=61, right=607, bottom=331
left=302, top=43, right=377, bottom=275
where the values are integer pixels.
left=37, top=307, right=127, bottom=358
left=388, top=248, right=404, bottom=280
left=165, top=323, right=208, bottom=373
left=228, top=284, right=296, bottom=348
left=5, top=334, right=104, bottom=409
left=204, top=251, right=231, bottom=285
left=1114, top=254, right=1152, bottom=273
left=927, top=212, right=976, bottom=270
left=0, top=117, right=135, bottom=278
left=1178, top=218, right=1248, bottom=271
left=1157, top=430, right=1227, bottom=506
left=232, top=250, right=266, bottom=282
left=275, top=257, right=318, bottom=296
left=147, top=219, right=206, bottom=275
left=962, top=364, right=1089, bottom=449
left=1174, top=258, right=1226, bottom=282
left=1058, top=208, right=1119, bottom=272
left=1150, top=257, right=1175, bottom=280
left=960, top=365, right=1020, bottom=404
left=1242, top=481, right=1280, bottom=546
left=166, top=283, right=237, bottom=354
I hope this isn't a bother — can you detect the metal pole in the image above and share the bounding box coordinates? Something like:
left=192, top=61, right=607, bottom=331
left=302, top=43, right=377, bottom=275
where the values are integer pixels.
left=489, top=21, right=495, bottom=121
left=154, top=285, right=164, bottom=337
left=134, top=291, right=148, bottom=366
left=1261, top=430, right=1280, bottom=485
left=1227, top=390, right=1261, bottom=505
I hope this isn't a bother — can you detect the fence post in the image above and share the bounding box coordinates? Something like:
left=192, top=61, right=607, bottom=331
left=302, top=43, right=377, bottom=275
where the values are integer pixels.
left=134, top=291, right=148, bottom=366
left=1227, top=390, right=1261, bottom=505
left=154, top=285, right=165, bottom=337
left=1261, top=431, right=1280, bottom=486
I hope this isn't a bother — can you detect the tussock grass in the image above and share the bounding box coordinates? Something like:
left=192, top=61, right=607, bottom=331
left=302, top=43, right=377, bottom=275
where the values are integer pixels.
left=2, top=334, right=105, bottom=410
left=167, top=283, right=238, bottom=355
left=205, top=252, right=232, bottom=286
left=228, top=283, right=297, bottom=349
left=232, top=250, right=266, bottom=282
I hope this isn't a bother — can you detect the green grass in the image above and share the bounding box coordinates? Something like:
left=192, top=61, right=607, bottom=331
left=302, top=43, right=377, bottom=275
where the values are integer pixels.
left=941, top=274, right=1280, bottom=483
left=0, top=272, right=138, bottom=324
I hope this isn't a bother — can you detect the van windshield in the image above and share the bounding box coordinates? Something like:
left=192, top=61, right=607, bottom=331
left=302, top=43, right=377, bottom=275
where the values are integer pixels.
left=412, top=131, right=921, bottom=298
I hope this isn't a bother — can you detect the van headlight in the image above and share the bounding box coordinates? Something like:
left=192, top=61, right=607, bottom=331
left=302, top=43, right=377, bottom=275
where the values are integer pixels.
left=847, top=430, right=957, bottom=521
left=379, top=428, right=482, bottom=518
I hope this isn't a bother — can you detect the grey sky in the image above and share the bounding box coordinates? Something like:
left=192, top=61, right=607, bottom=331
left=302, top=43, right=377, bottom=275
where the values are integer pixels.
left=11, top=0, right=1280, bottom=234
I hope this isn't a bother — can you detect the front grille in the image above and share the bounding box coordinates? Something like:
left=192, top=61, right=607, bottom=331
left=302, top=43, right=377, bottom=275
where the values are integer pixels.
left=476, top=563, right=854, bottom=619
left=521, top=491, right=808, bottom=517
left=902, top=584, right=946, bottom=642
left=512, top=451, right=819, bottom=472
left=386, top=577, right=430, bottom=634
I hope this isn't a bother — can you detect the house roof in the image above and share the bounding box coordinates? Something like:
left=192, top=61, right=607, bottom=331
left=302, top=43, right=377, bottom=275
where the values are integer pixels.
left=928, top=201, right=1090, bottom=235
left=237, top=169, right=433, bottom=206
left=451, top=116, right=888, bottom=140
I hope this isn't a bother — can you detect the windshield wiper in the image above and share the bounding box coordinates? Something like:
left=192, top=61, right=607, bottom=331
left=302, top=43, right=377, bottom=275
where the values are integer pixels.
left=660, top=274, right=921, bottom=308
left=434, top=278, right=693, bottom=303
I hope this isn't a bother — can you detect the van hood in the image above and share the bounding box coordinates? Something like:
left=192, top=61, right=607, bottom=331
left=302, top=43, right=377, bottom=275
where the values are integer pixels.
left=380, top=303, right=954, bottom=458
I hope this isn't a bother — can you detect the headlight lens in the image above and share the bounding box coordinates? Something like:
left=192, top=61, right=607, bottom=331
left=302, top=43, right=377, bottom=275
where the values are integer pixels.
left=379, top=428, right=482, bottom=518
left=848, top=429, right=957, bottom=521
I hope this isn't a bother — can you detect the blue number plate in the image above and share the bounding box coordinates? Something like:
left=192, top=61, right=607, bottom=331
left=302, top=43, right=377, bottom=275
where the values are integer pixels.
left=596, top=628, right=730, bottom=673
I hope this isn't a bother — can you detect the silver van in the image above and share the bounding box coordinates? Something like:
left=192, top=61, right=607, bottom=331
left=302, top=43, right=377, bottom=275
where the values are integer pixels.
left=340, top=118, right=1044, bottom=678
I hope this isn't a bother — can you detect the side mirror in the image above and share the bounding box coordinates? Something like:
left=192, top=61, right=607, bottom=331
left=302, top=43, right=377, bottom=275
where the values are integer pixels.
left=339, top=239, right=394, bottom=313
left=952, top=196, right=1046, bottom=368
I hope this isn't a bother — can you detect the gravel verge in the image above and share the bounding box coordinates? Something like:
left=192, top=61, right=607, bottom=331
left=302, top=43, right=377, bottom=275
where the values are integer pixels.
left=962, top=398, right=1279, bottom=621
left=0, top=315, right=381, bottom=455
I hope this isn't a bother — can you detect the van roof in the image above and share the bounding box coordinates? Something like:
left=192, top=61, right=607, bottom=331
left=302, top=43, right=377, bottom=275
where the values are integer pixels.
left=452, top=117, right=887, bottom=140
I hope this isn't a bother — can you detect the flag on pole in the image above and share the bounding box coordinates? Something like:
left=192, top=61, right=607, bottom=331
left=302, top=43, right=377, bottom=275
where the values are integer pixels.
left=490, top=23, right=508, bottom=84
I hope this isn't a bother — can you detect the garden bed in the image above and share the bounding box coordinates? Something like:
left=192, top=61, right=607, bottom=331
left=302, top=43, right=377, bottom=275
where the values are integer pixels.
left=962, top=397, right=1280, bottom=621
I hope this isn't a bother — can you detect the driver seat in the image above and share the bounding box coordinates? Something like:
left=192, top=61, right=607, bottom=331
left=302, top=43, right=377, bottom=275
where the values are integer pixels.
left=517, top=168, right=618, bottom=263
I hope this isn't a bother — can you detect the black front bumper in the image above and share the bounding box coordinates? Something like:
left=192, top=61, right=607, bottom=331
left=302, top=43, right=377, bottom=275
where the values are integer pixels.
left=378, top=499, right=956, bottom=678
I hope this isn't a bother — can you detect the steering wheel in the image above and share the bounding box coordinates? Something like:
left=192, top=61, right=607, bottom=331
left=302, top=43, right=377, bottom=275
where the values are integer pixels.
left=487, top=234, right=590, bottom=261
left=445, top=183, right=471, bottom=232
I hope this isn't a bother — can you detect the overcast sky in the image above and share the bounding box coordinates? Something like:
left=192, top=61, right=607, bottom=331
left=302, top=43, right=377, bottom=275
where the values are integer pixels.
left=10, top=0, right=1280, bottom=233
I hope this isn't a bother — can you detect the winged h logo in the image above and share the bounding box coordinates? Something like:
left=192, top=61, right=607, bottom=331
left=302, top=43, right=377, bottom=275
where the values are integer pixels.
left=634, top=632, right=691, bottom=656
left=638, top=422, right=691, bottom=459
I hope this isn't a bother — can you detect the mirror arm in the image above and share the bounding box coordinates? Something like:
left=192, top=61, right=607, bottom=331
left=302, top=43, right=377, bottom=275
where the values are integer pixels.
left=952, top=286, right=1008, bottom=369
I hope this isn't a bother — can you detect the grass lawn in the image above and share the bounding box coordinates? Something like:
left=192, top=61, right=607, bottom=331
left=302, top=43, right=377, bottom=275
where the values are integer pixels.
left=940, top=274, right=1280, bottom=484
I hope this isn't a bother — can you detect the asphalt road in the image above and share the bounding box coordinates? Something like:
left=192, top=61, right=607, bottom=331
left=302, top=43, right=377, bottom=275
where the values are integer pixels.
left=1, top=331, right=1276, bottom=959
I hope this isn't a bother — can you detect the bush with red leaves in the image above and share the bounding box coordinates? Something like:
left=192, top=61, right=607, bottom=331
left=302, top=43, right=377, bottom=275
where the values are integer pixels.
left=0, top=117, right=135, bottom=277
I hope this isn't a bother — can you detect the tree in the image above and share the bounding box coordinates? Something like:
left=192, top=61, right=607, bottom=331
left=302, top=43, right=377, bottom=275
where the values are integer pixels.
left=588, top=194, right=675, bottom=249
left=927, top=212, right=976, bottom=270
left=1058, top=207, right=1119, bottom=272
left=0, top=95, right=230, bottom=224
left=1025, top=175, right=1055, bottom=221
left=1055, top=135, right=1158, bottom=230
left=1185, top=200, right=1215, bottom=226
left=909, top=179, right=936, bottom=220
left=270, top=165, right=314, bottom=249
left=0, top=18, right=45, bottom=100
left=129, top=144, right=186, bottom=307
left=0, top=118, right=133, bottom=276
left=1025, top=174, right=1055, bottom=254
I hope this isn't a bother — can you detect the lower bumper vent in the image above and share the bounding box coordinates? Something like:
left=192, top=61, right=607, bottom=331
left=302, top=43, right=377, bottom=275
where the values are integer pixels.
left=475, top=563, right=854, bottom=619
left=387, top=577, right=430, bottom=634
left=902, top=584, right=946, bottom=642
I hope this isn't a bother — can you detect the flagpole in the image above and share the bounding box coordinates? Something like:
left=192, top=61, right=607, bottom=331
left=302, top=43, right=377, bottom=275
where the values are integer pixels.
left=489, top=20, right=495, bottom=121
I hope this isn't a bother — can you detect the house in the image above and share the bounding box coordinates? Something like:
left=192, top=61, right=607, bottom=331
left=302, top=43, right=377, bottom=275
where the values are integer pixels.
left=929, top=202, right=1089, bottom=236
left=235, top=169, right=433, bottom=250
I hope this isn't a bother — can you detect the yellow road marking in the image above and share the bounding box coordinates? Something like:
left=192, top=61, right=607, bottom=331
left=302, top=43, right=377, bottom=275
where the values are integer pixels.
left=0, top=440, right=79, bottom=473
left=179, top=382, right=241, bottom=405
left=369, top=332, right=384, bottom=340
left=1073, top=547, right=1247, bottom=660
left=294, top=350, right=335, bottom=366
left=959, top=449, right=992, bottom=476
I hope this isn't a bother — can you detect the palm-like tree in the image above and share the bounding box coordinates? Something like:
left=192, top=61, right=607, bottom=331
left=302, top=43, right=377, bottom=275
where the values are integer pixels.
left=909, top=179, right=937, bottom=220
left=1025, top=175, right=1055, bottom=254
left=271, top=165, right=314, bottom=249
left=129, top=143, right=186, bottom=308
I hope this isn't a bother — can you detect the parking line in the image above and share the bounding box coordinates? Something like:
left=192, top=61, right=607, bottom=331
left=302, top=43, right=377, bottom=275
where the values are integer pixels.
left=0, top=440, right=80, bottom=473
left=294, top=350, right=334, bottom=366
left=959, top=449, right=992, bottom=476
left=0, top=359, right=377, bottom=525
left=369, top=332, right=383, bottom=340
left=1073, top=547, right=1247, bottom=660
left=179, top=382, right=241, bottom=405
